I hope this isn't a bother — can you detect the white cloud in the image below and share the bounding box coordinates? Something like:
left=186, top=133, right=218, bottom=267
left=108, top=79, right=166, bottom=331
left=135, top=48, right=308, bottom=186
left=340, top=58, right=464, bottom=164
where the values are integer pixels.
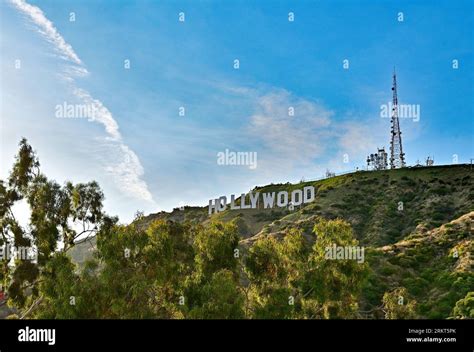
left=10, top=0, right=84, bottom=67
left=104, top=144, right=153, bottom=202
left=338, top=120, right=384, bottom=157
left=249, top=89, right=333, bottom=165
left=9, top=0, right=153, bottom=203
left=243, top=87, right=392, bottom=178
left=73, top=88, right=121, bottom=141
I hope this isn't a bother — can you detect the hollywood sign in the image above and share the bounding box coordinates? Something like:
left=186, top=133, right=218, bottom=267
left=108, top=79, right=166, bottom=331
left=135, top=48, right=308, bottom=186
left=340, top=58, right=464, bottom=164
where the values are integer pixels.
left=209, top=186, right=315, bottom=214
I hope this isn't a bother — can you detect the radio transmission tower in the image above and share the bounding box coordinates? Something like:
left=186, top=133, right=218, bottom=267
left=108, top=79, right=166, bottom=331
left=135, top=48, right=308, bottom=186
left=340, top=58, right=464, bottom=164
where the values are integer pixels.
left=389, top=69, right=406, bottom=169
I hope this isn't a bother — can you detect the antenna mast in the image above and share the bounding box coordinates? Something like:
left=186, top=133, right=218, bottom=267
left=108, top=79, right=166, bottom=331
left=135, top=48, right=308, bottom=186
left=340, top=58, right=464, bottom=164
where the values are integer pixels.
left=390, top=69, right=406, bottom=168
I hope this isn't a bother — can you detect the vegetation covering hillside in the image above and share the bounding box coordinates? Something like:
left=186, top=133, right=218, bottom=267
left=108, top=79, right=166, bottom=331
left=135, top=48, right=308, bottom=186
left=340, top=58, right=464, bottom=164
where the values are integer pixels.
left=364, top=212, right=473, bottom=319
left=142, top=164, right=473, bottom=246
left=71, top=164, right=474, bottom=264
left=1, top=140, right=472, bottom=319
left=65, top=164, right=474, bottom=319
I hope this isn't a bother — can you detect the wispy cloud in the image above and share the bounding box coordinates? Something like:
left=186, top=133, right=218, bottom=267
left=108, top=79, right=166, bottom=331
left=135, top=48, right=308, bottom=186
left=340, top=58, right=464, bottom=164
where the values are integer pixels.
left=9, top=0, right=153, bottom=202
left=73, top=88, right=121, bottom=141
left=243, top=87, right=388, bottom=176
left=10, top=0, right=84, bottom=67
left=248, top=88, right=333, bottom=165
left=103, top=144, right=153, bottom=202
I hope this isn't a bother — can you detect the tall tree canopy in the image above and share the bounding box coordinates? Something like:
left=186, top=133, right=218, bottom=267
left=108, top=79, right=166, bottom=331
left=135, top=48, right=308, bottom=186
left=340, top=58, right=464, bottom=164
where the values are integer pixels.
left=0, top=138, right=111, bottom=317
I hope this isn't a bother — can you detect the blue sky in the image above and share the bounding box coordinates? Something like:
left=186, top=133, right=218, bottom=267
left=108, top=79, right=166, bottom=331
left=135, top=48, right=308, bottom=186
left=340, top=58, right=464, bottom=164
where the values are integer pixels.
left=1, top=0, right=473, bottom=222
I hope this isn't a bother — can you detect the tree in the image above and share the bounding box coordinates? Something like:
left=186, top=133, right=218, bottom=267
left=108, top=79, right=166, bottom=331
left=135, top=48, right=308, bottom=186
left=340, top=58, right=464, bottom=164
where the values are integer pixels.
left=193, top=221, right=240, bottom=279
left=244, top=219, right=367, bottom=319
left=244, top=234, right=292, bottom=318
left=382, top=287, right=417, bottom=319
left=0, top=139, right=110, bottom=317
left=187, top=270, right=245, bottom=319
left=306, top=218, right=368, bottom=318
left=93, top=218, right=194, bottom=318
left=450, top=291, right=474, bottom=319
left=180, top=221, right=242, bottom=318
left=244, top=235, right=285, bottom=288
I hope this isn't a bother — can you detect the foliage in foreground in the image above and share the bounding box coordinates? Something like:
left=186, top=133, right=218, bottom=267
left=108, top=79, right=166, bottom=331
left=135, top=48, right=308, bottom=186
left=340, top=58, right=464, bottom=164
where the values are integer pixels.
left=1, top=139, right=471, bottom=319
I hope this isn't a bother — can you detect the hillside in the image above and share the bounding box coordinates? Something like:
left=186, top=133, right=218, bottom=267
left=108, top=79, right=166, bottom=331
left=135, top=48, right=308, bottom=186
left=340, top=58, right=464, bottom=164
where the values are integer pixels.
left=70, top=164, right=473, bottom=265
left=65, top=164, right=473, bottom=319
left=142, top=164, right=473, bottom=246
left=141, top=164, right=473, bottom=318
left=364, top=211, right=473, bottom=318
